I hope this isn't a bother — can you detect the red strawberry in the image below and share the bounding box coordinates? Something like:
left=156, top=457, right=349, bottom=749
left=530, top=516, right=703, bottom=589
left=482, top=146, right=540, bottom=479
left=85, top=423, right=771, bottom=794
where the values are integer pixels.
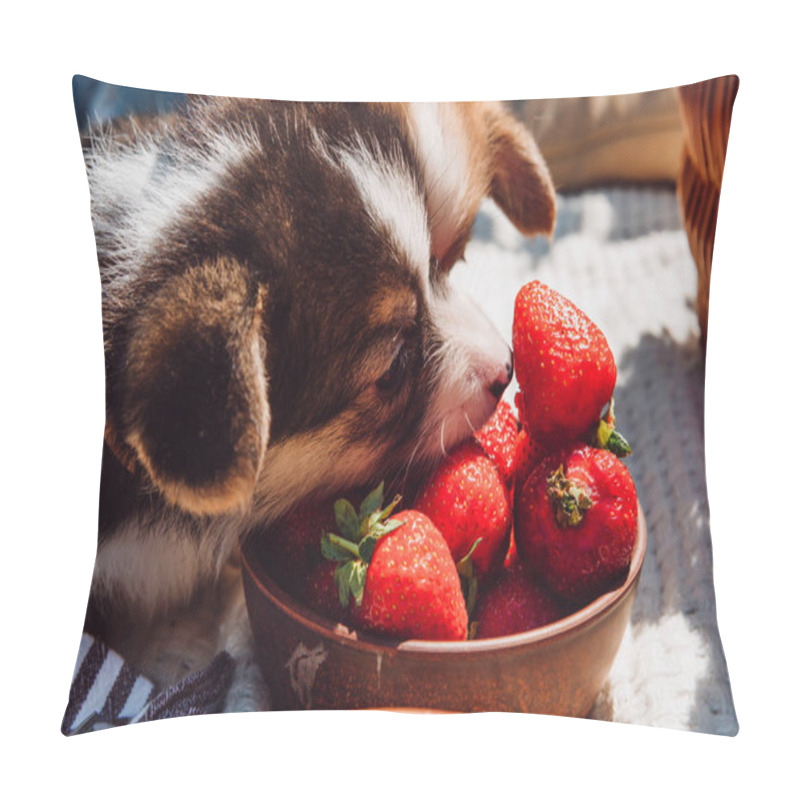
left=414, top=442, right=512, bottom=578
left=259, top=498, right=339, bottom=592
left=322, top=489, right=468, bottom=641
left=355, top=511, right=468, bottom=641
left=515, top=444, right=637, bottom=604
left=297, top=562, right=351, bottom=623
left=512, top=280, right=616, bottom=444
left=512, top=422, right=543, bottom=492
left=473, top=561, right=567, bottom=638
left=474, top=399, right=519, bottom=487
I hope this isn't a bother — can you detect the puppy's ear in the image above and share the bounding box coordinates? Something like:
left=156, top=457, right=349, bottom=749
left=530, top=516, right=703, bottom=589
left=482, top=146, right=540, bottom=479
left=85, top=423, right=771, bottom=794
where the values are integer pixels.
left=121, top=257, right=269, bottom=515
left=483, top=102, right=556, bottom=237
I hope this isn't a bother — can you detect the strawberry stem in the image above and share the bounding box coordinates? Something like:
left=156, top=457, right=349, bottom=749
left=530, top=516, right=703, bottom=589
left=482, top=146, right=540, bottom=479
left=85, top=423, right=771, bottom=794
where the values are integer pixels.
left=325, top=532, right=361, bottom=559
left=546, top=465, right=593, bottom=528
left=605, top=430, right=632, bottom=457
left=378, top=495, right=403, bottom=522
left=592, top=398, right=632, bottom=457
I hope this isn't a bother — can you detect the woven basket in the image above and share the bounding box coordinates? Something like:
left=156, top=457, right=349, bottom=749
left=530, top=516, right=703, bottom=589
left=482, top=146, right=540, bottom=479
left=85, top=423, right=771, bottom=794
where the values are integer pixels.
left=676, top=75, right=739, bottom=346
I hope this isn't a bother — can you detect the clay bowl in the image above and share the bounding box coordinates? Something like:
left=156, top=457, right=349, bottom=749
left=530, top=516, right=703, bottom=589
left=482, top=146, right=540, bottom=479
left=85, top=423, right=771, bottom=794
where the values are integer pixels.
left=242, top=505, right=646, bottom=717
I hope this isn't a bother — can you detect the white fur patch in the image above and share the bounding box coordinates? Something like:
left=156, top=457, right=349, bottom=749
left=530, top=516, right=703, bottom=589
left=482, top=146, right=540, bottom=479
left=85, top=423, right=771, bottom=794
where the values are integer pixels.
left=422, top=285, right=511, bottom=458
left=219, top=587, right=272, bottom=712
left=87, top=121, right=262, bottom=290
left=334, top=135, right=430, bottom=282
left=407, top=103, right=472, bottom=261
left=92, top=508, right=245, bottom=617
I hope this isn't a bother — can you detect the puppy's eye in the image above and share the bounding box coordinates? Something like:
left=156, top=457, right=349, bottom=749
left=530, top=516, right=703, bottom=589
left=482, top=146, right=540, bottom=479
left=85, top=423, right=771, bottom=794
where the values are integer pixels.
left=376, top=341, right=409, bottom=395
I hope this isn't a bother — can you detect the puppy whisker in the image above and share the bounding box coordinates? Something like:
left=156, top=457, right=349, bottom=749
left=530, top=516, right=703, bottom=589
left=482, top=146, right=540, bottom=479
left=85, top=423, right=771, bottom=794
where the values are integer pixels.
left=463, top=408, right=476, bottom=433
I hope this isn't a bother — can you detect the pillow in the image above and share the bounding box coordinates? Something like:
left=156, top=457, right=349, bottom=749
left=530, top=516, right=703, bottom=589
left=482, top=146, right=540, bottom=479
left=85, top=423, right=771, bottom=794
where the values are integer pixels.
left=64, top=75, right=738, bottom=735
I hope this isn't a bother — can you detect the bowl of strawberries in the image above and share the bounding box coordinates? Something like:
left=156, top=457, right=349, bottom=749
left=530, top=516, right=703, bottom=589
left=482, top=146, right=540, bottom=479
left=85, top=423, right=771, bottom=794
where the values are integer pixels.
left=242, top=280, right=646, bottom=717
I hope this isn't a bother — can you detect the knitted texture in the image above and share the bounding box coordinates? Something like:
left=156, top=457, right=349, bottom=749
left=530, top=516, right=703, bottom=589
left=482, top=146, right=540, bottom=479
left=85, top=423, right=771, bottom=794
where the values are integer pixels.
left=454, top=186, right=737, bottom=734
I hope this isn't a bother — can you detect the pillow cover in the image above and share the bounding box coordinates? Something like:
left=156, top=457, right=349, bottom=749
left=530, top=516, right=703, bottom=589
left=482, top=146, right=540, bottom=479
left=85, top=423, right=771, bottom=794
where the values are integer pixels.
left=64, top=75, right=738, bottom=735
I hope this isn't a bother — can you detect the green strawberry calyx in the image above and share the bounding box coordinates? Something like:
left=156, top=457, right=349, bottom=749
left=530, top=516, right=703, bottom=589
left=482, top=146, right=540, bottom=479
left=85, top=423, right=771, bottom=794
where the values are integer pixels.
left=546, top=465, right=593, bottom=528
left=320, top=482, right=405, bottom=608
left=455, top=538, right=483, bottom=621
left=591, top=398, right=632, bottom=458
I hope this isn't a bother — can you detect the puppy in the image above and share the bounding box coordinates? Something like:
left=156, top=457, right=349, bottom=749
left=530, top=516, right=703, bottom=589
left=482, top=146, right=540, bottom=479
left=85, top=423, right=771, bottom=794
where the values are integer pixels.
left=83, top=98, right=555, bottom=706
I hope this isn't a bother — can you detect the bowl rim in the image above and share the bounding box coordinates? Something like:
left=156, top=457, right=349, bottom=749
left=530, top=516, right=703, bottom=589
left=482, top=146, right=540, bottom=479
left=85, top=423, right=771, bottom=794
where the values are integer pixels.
left=242, top=503, right=646, bottom=656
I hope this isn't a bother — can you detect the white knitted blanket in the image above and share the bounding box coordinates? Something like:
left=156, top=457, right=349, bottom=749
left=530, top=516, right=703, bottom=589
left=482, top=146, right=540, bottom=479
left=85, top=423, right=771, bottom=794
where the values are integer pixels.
left=453, top=186, right=737, bottom=734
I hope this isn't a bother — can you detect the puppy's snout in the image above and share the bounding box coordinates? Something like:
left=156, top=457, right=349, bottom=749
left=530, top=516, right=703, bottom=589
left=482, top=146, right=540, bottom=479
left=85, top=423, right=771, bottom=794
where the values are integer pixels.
left=488, top=351, right=514, bottom=399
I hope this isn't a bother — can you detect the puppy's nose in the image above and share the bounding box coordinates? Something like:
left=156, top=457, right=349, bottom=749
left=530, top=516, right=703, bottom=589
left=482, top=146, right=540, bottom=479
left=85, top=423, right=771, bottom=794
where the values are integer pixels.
left=489, top=352, right=514, bottom=399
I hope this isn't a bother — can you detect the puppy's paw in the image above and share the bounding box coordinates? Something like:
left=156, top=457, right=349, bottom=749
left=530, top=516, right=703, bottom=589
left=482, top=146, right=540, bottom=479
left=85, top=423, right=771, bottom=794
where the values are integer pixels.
left=217, top=578, right=271, bottom=713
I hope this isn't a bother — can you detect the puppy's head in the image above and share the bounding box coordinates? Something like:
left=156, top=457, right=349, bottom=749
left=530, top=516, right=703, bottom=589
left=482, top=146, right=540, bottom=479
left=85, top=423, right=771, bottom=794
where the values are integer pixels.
left=92, top=100, right=554, bottom=521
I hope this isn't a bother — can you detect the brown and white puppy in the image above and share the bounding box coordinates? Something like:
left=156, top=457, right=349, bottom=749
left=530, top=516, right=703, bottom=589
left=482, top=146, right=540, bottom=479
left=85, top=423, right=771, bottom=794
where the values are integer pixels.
left=84, top=98, right=555, bottom=703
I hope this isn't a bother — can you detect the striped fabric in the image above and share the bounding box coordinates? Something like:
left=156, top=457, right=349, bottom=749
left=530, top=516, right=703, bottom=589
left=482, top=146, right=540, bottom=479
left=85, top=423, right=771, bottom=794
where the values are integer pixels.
left=61, top=634, right=234, bottom=735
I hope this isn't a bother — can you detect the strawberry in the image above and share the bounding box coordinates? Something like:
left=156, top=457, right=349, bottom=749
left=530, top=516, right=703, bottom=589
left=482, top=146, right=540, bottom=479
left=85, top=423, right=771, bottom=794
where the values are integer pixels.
left=512, top=422, right=543, bottom=492
left=515, top=444, right=637, bottom=604
left=474, top=399, right=519, bottom=487
left=297, top=562, right=351, bottom=623
left=414, top=442, right=512, bottom=578
left=321, top=487, right=468, bottom=641
left=473, top=561, right=567, bottom=638
left=512, top=280, right=617, bottom=445
left=259, top=497, right=339, bottom=592
left=355, top=511, right=469, bottom=641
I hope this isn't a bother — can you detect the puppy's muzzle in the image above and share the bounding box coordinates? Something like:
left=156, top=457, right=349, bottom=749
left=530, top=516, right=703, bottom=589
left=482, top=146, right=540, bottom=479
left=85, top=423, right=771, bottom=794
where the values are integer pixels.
left=489, top=353, right=514, bottom=399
